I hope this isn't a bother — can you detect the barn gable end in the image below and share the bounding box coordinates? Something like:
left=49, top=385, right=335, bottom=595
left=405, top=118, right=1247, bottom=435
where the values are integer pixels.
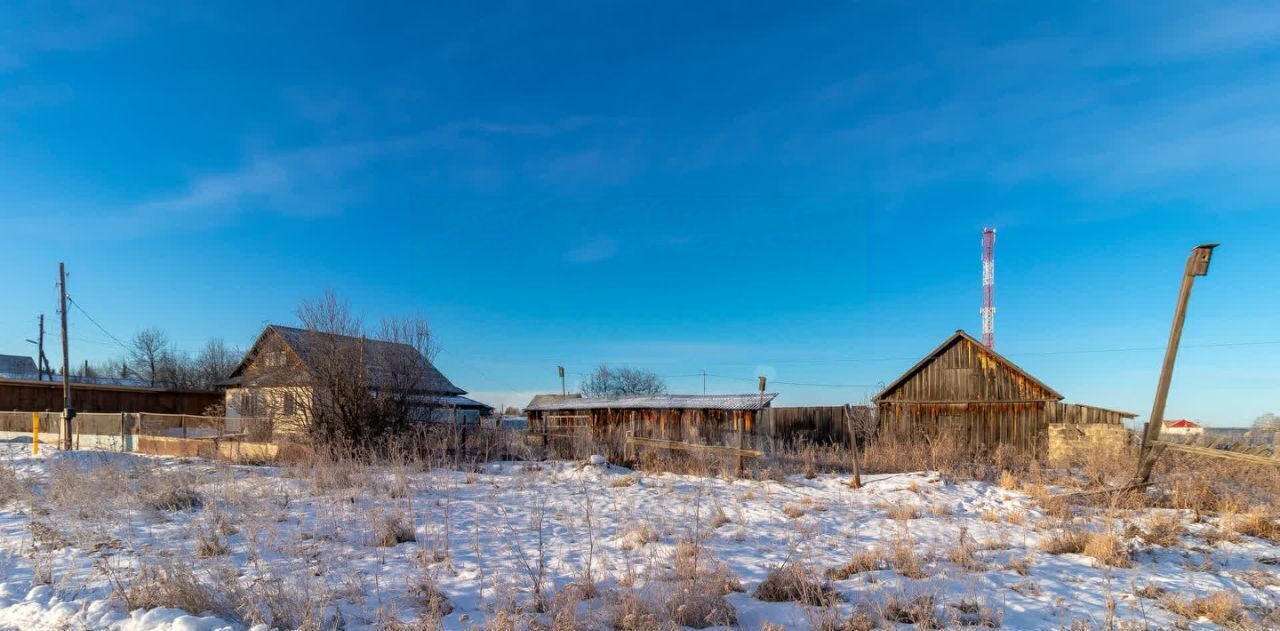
left=875, top=330, right=1062, bottom=403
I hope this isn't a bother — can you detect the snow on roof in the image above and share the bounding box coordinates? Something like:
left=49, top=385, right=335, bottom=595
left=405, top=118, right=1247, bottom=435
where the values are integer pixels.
left=525, top=393, right=777, bottom=411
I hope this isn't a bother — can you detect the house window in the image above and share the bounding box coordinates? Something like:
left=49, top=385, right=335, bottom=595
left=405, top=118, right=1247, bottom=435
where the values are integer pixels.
left=282, top=392, right=296, bottom=416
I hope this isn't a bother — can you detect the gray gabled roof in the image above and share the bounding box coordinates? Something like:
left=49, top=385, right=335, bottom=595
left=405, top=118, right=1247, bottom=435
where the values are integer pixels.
left=0, top=355, right=37, bottom=375
left=526, top=393, right=777, bottom=412
left=526, top=393, right=582, bottom=409
left=229, top=325, right=465, bottom=395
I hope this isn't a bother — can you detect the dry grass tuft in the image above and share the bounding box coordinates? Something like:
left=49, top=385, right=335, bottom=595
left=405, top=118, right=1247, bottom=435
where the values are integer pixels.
left=410, top=576, right=455, bottom=617
left=951, top=598, right=1001, bottom=627
left=881, top=593, right=939, bottom=629
left=1160, top=590, right=1246, bottom=628
left=1004, top=554, right=1033, bottom=576
left=1039, top=528, right=1131, bottom=567
left=998, top=470, right=1019, bottom=490
left=139, top=472, right=203, bottom=512
left=1140, top=512, right=1186, bottom=547
left=111, top=558, right=232, bottom=619
left=1234, top=507, right=1280, bottom=542
left=754, top=562, right=842, bottom=606
left=619, top=521, right=660, bottom=550
left=1082, top=531, right=1133, bottom=568
left=371, top=510, right=417, bottom=547
left=886, top=504, right=921, bottom=521
left=782, top=504, right=806, bottom=519
left=826, top=549, right=889, bottom=580
left=609, top=474, right=639, bottom=488
left=196, top=528, right=229, bottom=557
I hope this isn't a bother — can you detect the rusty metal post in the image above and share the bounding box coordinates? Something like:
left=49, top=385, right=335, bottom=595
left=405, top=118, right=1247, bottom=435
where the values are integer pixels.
left=1133, top=244, right=1218, bottom=485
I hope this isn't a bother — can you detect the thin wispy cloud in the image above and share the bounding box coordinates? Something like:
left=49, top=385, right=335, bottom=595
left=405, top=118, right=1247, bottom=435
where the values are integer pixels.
left=564, top=238, right=618, bottom=263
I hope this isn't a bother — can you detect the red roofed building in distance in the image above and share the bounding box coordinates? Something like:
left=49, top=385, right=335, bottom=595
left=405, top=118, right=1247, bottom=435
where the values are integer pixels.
left=1162, top=419, right=1205, bottom=438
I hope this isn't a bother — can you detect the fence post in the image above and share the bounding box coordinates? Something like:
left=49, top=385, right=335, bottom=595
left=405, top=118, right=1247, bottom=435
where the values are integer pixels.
left=31, top=412, right=39, bottom=456
left=120, top=412, right=127, bottom=452
left=181, top=415, right=187, bottom=440
left=845, top=405, right=863, bottom=489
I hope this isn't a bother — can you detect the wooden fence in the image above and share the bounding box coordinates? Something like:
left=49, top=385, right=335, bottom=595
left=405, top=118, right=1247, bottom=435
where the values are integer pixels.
left=757, top=405, right=875, bottom=445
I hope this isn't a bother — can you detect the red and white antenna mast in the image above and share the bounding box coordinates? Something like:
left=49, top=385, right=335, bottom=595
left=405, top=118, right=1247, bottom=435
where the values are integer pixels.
left=981, top=228, right=996, bottom=349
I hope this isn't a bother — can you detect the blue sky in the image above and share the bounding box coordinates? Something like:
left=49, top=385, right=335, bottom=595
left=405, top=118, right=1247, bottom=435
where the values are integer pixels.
left=1, top=2, right=1277, bottom=424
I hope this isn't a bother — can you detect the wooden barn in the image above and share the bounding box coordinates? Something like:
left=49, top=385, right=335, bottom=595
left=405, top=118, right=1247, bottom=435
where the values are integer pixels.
left=874, top=330, right=1135, bottom=455
left=525, top=393, right=778, bottom=459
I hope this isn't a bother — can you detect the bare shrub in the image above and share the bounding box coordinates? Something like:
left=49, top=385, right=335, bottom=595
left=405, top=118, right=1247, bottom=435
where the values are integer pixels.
left=28, top=521, right=69, bottom=550
left=139, top=471, right=203, bottom=511
left=753, top=562, right=842, bottom=606
left=111, top=558, right=231, bottom=618
left=196, top=528, right=229, bottom=557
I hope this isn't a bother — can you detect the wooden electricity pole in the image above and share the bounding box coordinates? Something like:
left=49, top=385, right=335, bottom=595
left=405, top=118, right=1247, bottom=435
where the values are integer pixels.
left=37, top=315, right=46, bottom=381
left=58, top=262, right=75, bottom=450
left=1133, top=244, right=1218, bottom=485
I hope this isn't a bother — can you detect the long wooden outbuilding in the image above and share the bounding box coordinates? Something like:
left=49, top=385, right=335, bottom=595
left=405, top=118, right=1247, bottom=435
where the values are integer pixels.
left=874, top=330, right=1135, bottom=455
left=0, top=376, right=221, bottom=415
left=526, top=392, right=778, bottom=459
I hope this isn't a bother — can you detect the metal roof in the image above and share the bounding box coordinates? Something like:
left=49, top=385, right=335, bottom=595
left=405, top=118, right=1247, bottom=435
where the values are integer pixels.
left=525, top=393, right=777, bottom=411
left=229, top=325, right=465, bottom=395
left=0, top=355, right=37, bottom=375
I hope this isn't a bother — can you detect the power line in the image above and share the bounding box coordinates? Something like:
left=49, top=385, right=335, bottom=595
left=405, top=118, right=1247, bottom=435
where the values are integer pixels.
left=66, top=297, right=130, bottom=351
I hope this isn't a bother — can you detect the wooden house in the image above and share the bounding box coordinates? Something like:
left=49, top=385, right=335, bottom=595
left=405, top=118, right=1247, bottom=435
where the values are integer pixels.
left=874, top=330, right=1135, bottom=455
left=224, top=325, right=492, bottom=429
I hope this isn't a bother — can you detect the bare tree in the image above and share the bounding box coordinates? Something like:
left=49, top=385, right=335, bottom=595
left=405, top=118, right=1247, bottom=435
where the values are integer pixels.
left=288, top=291, right=443, bottom=447
left=130, top=327, right=173, bottom=387
left=1253, top=412, right=1280, bottom=433
left=580, top=364, right=666, bottom=397
left=193, top=338, right=240, bottom=389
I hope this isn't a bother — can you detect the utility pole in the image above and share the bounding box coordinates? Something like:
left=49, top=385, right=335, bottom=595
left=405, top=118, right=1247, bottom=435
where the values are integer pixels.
left=37, top=315, right=45, bottom=381
left=1133, top=244, right=1218, bottom=485
left=58, top=263, right=74, bottom=450
left=558, top=366, right=566, bottom=396
left=701, top=369, right=706, bottom=394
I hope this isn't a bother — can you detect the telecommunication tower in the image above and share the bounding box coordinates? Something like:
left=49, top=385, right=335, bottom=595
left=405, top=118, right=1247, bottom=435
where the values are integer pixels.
left=981, top=228, right=996, bottom=349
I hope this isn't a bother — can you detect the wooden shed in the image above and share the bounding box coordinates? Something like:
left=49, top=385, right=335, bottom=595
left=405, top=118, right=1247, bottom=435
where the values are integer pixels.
left=525, top=393, right=777, bottom=460
left=874, top=330, right=1135, bottom=455
left=0, top=376, right=222, bottom=415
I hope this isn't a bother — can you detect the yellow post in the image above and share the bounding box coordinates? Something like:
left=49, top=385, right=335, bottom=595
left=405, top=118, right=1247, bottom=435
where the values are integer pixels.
left=32, top=412, right=39, bottom=455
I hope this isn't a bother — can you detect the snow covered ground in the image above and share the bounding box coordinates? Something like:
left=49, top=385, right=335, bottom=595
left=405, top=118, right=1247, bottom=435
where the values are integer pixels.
left=0, top=443, right=1276, bottom=630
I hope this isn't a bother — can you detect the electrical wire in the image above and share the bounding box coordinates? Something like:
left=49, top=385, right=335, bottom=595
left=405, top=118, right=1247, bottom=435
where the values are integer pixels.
left=66, top=297, right=131, bottom=351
